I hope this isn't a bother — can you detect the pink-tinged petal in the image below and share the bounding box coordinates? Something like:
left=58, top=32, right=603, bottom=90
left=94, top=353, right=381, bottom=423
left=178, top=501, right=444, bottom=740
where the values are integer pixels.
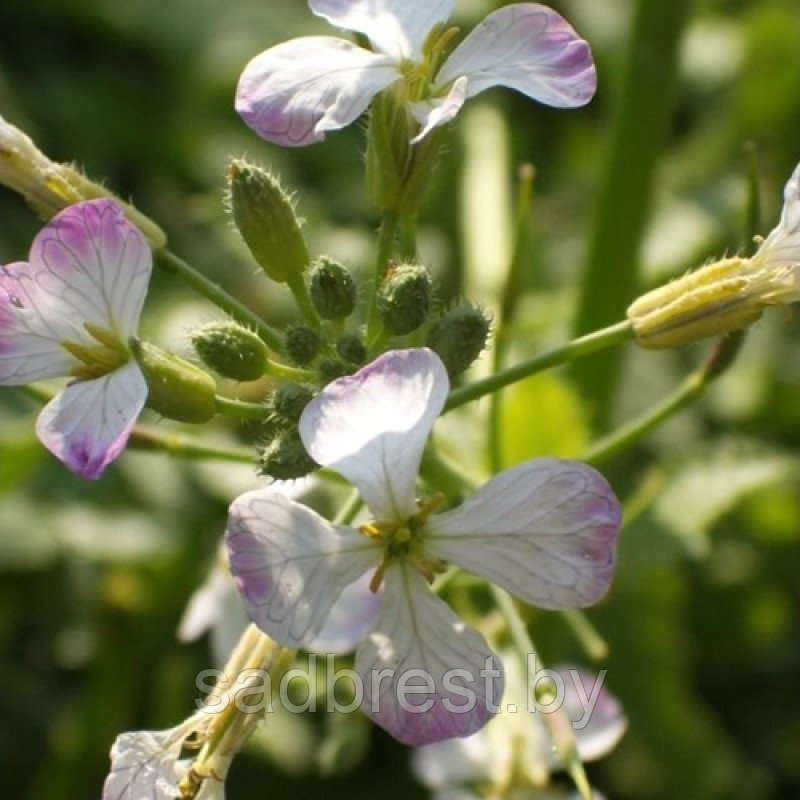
left=409, top=76, right=468, bottom=144
left=236, top=37, right=399, bottom=147
left=225, top=489, right=381, bottom=647
left=307, top=570, right=383, bottom=654
left=35, top=360, right=147, bottom=479
left=755, top=162, right=800, bottom=269
left=427, top=460, right=620, bottom=609
left=299, top=348, right=449, bottom=521
left=557, top=666, right=627, bottom=763
left=102, top=726, right=190, bottom=800
left=356, top=564, right=504, bottom=746
left=28, top=198, right=151, bottom=336
left=310, top=0, right=453, bottom=60
left=0, top=261, right=77, bottom=383
left=436, top=4, right=596, bottom=108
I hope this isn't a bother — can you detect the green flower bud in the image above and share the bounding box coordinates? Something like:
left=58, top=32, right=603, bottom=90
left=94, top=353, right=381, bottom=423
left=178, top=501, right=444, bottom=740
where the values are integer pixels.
left=318, top=359, right=350, bottom=382
left=271, top=382, right=314, bottom=423
left=377, top=264, right=432, bottom=335
left=259, top=429, right=317, bottom=480
left=285, top=325, right=322, bottom=366
left=131, top=339, right=217, bottom=423
left=309, top=256, right=357, bottom=320
left=228, top=159, right=309, bottom=282
left=191, top=320, right=269, bottom=381
left=426, top=305, right=491, bottom=377
left=336, top=332, right=367, bottom=365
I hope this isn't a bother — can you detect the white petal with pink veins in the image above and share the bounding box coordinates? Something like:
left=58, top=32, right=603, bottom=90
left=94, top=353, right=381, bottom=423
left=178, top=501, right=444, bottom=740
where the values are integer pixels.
left=436, top=4, right=596, bottom=108
left=427, top=459, right=620, bottom=608
left=236, top=37, right=399, bottom=147
left=356, top=565, right=503, bottom=745
left=225, top=489, right=381, bottom=647
left=35, top=360, right=147, bottom=480
left=300, top=348, right=449, bottom=521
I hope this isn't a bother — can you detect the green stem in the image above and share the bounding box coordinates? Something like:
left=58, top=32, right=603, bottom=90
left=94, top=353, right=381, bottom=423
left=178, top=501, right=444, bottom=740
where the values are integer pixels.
left=128, top=424, right=258, bottom=464
left=156, top=249, right=284, bottom=353
left=365, top=211, right=399, bottom=342
left=285, top=271, right=322, bottom=330
left=399, top=214, right=418, bottom=260
left=489, top=163, right=536, bottom=472
left=214, top=395, right=271, bottom=420
left=445, top=320, right=634, bottom=413
left=264, top=360, right=316, bottom=382
left=559, top=608, right=609, bottom=662
left=582, top=333, right=746, bottom=466
left=333, top=488, right=364, bottom=525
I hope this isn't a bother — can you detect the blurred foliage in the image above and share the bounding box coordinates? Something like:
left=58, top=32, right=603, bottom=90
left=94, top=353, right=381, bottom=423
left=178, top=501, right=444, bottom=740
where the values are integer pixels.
left=1, top=1, right=800, bottom=799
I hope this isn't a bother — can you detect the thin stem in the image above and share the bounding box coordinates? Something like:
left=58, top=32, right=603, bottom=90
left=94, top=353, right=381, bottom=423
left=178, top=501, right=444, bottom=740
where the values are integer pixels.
left=128, top=425, right=258, bottom=464
left=399, top=214, right=418, bottom=260
left=365, top=211, right=399, bottom=342
left=333, top=488, right=363, bottom=525
left=264, top=360, right=316, bottom=383
left=214, top=395, right=272, bottom=420
left=582, top=333, right=745, bottom=466
left=559, top=608, right=609, bottom=662
left=445, top=320, right=634, bottom=413
left=156, top=248, right=284, bottom=354
left=285, top=271, right=322, bottom=330
left=489, top=163, right=536, bottom=472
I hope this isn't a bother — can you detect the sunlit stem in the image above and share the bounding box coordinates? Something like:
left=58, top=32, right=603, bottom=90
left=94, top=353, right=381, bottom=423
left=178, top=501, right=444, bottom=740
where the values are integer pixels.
left=399, top=215, right=418, bottom=260
left=214, top=395, right=272, bottom=420
left=155, top=248, right=285, bottom=354
left=445, top=320, right=634, bottom=413
left=263, top=359, right=316, bottom=382
left=285, top=271, right=322, bottom=331
left=334, top=489, right=364, bottom=525
left=365, top=211, right=399, bottom=343
left=559, top=608, right=609, bottom=662
left=489, top=163, right=536, bottom=472
left=127, top=424, right=259, bottom=464
left=491, top=585, right=592, bottom=800
left=582, top=332, right=746, bottom=466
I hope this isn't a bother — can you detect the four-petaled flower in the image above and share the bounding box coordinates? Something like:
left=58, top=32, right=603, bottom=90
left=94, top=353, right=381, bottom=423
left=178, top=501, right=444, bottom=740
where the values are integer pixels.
left=0, top=199, right=151, bottom=478
left=225, top=348, right=621, bottom=745
left=236, top=0, right=597, bottom=147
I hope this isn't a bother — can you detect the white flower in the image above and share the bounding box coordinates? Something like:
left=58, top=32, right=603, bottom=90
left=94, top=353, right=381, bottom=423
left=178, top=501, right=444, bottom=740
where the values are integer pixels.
left=225, top=348, right=621, bottom=745
left=236, top=0, right=596, bottom=147
left=0, top=199, right=151, bottom=478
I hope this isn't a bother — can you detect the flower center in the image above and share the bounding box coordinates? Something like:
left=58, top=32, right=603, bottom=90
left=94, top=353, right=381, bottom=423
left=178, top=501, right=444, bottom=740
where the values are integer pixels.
left=61, top=322, right=130, bottom=380
left=359, top=492, right=447, bottom=592
left=398, top=24, right=460, bottom=102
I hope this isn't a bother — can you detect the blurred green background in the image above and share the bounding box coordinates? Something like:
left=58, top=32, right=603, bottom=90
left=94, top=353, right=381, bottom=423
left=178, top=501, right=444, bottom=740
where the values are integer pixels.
left=1, top=1, right=799, bottom=798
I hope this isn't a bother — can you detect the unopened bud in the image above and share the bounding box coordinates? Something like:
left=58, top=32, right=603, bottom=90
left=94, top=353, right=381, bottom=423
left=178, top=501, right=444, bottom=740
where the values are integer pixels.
left=377, top=264, right=432, bottom=335
left=318, top=359, right=350, bottom=382
left=131, top=339, right=216, bottom=423
left=228, top=159, right=309, bottom=282
left=285, top=325, right=322, bottom=366
left=259, top=429, right=317, bottom=480
left=191, top=321, right=269, bottom=381
left=336, top=333, right=366, bottom=365
left=0, top=116, right=166, bottom=248
left=426, top=305, right=491, bottom=377
left=271, top=383, right=314, bottom=423
left=309, top=257, right=357, bottom=320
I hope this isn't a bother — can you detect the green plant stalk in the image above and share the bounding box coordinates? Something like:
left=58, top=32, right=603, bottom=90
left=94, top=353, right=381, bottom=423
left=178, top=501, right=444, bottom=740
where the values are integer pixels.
left=128, top=424, right=259, bottom=464
left=285, top=271, right=322, bottom=330
left=491, top=585, right=592, bottom=800
left=399, top=214, right=418, bottom=261
left=214, top=395, right=272, bottom=420
left=581, top=333, right=746, bottom=466
left=156, top=248, right=285, bottom=353
left=365, top=211, right=399, bottom=343
left=570, top=0, right=691, bottom=428
left=445, top=320, right=634, bottom=413
left=488, top=163, right=536, bottom=472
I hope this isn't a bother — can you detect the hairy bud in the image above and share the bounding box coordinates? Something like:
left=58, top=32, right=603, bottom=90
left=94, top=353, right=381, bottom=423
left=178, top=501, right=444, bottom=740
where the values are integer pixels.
left=426, top=305, right=491, bottom=377
left=309, top=256, right=357, bottom=320
left=191, top=321, right=269, bottom=381
left=259, top=429, right=317, bottom=480
left=285, top=325, right=322, bottom=366
left=377, top=264, right=432, bottom=335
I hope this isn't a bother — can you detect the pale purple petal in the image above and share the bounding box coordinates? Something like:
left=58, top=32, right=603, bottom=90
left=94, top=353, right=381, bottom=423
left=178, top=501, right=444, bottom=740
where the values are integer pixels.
left=0, top=261, right=77, bottom=383
left=355, top=565, right=503, bottom=746
left=755, top=161, right=800, bottom=269
left=102, top=726, right=189, bottom=800
left=300, top=348, right=449, bottom=521
left=35, top=360, right=147, bottom=479
left=225, top=489, right=381, bottom=647
left=411, top=728, right=500, bottom=789
left=427, top=460, right=620, bottom=609
left=28, top=198, right=151, bottom=335
left=409, top=76, right=468, bottom=144
left=435, top=4, right=596, bottom=108
left=307, top=570, right=383, bottom=654
left=236, top=36, right=399, bottom=146
left=310, top=0, right=453, bottom=60
left=558, top=666, right=627, bottom=763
